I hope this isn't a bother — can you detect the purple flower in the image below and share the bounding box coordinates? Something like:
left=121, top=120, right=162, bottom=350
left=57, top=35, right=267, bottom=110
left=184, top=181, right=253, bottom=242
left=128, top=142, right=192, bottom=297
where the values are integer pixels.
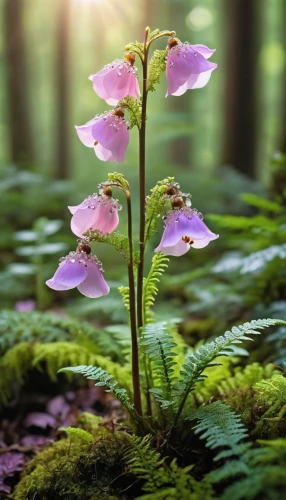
left=75, top=109, right=129, bottom=162
left=89, top=53, right=140, bottom=105
left=46, top=248, right=110, bottom=298
left=155, top=208, right=219, bottom=257
left=166, top=38, right=217, bottom=97
left=68, top=193, right=121, bottom=238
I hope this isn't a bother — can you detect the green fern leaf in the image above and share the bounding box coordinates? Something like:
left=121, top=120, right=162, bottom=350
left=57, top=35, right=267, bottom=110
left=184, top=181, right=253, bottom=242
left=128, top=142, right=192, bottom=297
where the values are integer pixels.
left=188, top=401, right=250, bottom=461
left=59, top=365, right=135, bottom=414
left=140, top=322, right=177, bottom=408
left=118, top=286, right=130, bottom=311
left=59, top=427, right=94, bottom=444
left=240, top=193, right=283, bottom=213
left=147, top=49, right=167, bottom=92
left=86, top=229, right=139, bottom=264
left=124, top=40, right=144, bottom=57
left=145, top=177, right=174, bottom=241
left=174, top=318, right=284, bottom=422
left=106, top=171, right=130, bottom=191
left=143, top=253, right=169, bottom=323
left=118, top=96, right=142, bottom=129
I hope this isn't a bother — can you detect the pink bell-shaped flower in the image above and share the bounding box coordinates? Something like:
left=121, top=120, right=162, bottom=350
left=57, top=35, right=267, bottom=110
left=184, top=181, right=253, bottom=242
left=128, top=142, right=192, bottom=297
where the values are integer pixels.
left=155, top=207, right=219, bottom=257
left=89, top=52, right=140, bottom=106
left=46, top=245, right=109, bottom=298
left=68, top=190, right=121, bottom=238
left=166, top=38, right=217, bottom=97
left=75, top=108, right=129, bottom=162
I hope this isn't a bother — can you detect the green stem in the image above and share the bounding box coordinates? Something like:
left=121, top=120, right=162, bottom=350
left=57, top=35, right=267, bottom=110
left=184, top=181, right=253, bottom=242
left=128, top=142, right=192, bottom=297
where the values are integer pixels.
left=137, top=27, right=149, bottom=330
left=126, top=191, right=142, bottom=416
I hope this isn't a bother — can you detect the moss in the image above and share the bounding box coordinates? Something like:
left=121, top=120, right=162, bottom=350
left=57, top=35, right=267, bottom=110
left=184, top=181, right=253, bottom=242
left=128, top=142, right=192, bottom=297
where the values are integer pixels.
left=13, top=431, right=133, bottom=500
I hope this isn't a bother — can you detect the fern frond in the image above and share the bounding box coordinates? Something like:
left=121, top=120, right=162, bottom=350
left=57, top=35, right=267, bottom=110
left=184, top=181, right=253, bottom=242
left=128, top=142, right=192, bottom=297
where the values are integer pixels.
left=106, top=171, right=130, bottom=191
left=118, top=96, right=142, bottom=129
left=239, top=244, right=286, bottom=274
left=147, top=49, right=167, bottom=92
left=145, top=177, right=174, bottom=242
left=59, top=427, right=94, bottom=444
left=208, top=214, right=277, bottom=232
left=174, top=318, right=283, bottom=422
left=140, top=322, right=177, bottom=408
left=124, top=40, right=144, bottom=57
left=59, top=365, right=135, bottom=414
left=124, top=435, right=214, bottom=498
left=240, top=193, right=283, bottom=213
left=143, top=253, right=169, bottom=323
left=86, top=229, right=139, bottom=264
left=188, top=401, right=250, bottom=461
left=118, top=286, right=130, bottom=311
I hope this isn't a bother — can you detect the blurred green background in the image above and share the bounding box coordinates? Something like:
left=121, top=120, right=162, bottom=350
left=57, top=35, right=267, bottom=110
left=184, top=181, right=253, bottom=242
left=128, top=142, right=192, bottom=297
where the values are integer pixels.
left=0, top=0, right=285, bottom=321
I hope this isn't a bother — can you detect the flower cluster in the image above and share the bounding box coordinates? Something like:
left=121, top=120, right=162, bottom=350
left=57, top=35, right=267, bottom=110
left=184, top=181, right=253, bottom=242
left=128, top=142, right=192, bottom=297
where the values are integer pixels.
left=75, top=38, right=216, bottom=162
left=47, top=30, right=218, bottom=300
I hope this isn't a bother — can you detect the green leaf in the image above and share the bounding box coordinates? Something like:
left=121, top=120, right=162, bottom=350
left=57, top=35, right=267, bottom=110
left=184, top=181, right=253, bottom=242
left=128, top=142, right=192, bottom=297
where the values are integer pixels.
left=147, top=49, right=167, bottom=92
left=118, top=96, right=142, bottom=129
left=240, top=193, right=283, bottom=214
left=143, top=253, right=169, bottom=323
left=59, top=427, right=94, bottom=444
left=86, top=230, right=139, bottom=265
left=174, top=318, right=285, bottom=422
left=107, top=171, right=130, bottom=191
left=118, top=286, right=130, bottom=311
left=145, top=177, right=174, bottom=241
left=140, top=322, right=177, bottom=408
left=59, top=365, right=135, bottom=414
left=125, top=41, right=144, bottom=57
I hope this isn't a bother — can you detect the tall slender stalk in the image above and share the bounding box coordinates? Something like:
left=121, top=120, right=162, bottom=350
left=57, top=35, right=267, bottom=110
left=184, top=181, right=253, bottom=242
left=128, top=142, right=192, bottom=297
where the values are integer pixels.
left=137, top=28, right=149, bottom=329
left=126, top=191, right=142, bottom=416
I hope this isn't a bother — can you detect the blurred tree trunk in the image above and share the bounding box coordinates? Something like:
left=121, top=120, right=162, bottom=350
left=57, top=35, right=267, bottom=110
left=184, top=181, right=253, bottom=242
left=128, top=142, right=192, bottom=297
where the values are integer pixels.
left=55, top=0, right=70, bottom=179
left=221, top=0, right=258, bottom=178
left=4, top=0, right=34, bottom=164
left=167, top=0, right=190, bottom=167
left=280, top=0, right=286, bottom=153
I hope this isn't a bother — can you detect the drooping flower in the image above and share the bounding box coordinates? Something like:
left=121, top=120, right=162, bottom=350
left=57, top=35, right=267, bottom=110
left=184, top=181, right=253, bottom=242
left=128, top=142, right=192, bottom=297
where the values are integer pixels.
left=165, top=38, right=217, bottom=97
left=46, top=246, right=109, bottom=298
left=155, top=207, right=219, bottom=257
left=75, top=108, right=129, bottom=162
left=89, top=52, right=140, bottom=105
left=68, top=191, right=121, bottom=238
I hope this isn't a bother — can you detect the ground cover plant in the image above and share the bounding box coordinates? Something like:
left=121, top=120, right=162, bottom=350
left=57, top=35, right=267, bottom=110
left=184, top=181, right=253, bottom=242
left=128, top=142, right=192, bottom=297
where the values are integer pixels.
left=1, top=26, right=286, bottom=500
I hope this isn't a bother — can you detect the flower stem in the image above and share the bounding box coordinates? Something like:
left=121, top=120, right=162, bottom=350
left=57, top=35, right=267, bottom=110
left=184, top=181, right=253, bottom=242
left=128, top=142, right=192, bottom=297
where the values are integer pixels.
left=126, top=191, right=142, bottom=416
left=137, top=27, right=149, bottom=330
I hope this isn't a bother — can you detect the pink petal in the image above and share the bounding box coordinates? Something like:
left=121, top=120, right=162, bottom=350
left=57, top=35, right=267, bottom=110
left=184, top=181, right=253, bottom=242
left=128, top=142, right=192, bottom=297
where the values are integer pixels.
left=187, top=64, right=217, bottom=89
left=166, top=43, right=216, bottom=96
left=94, top=143, right=117, bottom=162
left=92, top=116, right=129, bottom=162
left=75, top=117, right=99, bottom=147
left=70, top=206, right=99, bottom=238
left=46, top=257, right=88, bottom=291
left=24, top=412, right=56, bottom=429
left=191, top=234, right=218, bottom=249
left=155, top=238, right=190, bottom=257
left=77, top=260, right=110, bottom=298
left=192, top=44, right=216, bottom=59
left=89, top=200, right=119, bottom=233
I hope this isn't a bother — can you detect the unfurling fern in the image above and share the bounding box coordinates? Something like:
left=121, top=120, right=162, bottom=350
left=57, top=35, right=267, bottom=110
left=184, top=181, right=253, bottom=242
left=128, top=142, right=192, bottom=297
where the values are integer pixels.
left=118, top=96, right=142, bottom=129
left=140, top=322, right=177, bottom=408
left=143, top=253, right=169, bottom=323
left=173, top=318, right=283, bottom=423
left=59, top=365, right=135, bottom=415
